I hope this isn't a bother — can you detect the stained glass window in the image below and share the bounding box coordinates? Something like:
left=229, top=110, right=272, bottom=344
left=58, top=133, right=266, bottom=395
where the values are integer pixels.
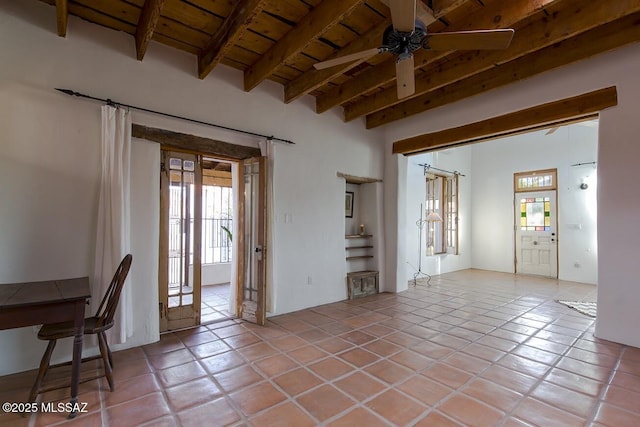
left=514, top=169, right=557, bottom=192
left=520, top=197, right=551, bottom=231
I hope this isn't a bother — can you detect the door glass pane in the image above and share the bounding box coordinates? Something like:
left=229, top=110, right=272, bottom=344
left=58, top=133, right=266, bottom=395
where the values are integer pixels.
left=520, top=197, right=551, bottom=231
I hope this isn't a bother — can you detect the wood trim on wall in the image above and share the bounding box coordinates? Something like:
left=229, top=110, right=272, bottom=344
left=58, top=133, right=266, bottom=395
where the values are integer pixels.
left=392, top=86, right=618, bottom=156
left=132, top=124, right=261, bottom=160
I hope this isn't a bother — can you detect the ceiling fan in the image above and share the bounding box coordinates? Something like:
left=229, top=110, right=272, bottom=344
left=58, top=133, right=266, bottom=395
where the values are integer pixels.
left=313, top=0, right=515, bottom=100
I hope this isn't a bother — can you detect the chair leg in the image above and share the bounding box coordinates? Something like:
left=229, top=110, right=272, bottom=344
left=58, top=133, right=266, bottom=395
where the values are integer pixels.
left=105, top=333, right=113, bottom=369
left=97, top=332, right=114, bottom=391
left=29, top=340, right=57, bottom=403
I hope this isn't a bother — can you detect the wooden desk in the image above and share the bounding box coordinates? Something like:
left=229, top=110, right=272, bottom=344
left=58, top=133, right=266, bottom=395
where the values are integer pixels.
left=0, top=277, right=91, bottom=414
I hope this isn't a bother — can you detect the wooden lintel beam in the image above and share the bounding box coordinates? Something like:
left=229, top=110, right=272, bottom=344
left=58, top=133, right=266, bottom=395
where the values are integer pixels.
left=198, top=0, right=268, bottom=80
left=345, top=0, right=640, bottom=121
left=431, top=0, right=468, bottom=16
left=132, top=124, right=261, bottom=160
left=244, top=0, right=364, bottom=92
left=316, top=0, right=539, bottom=113
left=55, top=0, right=68, bottom=37
left=367, top=12, right=640, bottom=128
left=135, top=0, right=166, bottom=61
left=392, top=86, right=618, bottom=155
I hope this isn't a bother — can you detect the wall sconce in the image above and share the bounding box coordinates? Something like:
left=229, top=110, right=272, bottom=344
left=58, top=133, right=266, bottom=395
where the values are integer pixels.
left=579, top=182, right=589, bottom=190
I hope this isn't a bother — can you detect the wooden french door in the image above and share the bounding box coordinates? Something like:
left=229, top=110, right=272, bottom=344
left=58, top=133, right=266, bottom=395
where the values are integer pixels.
left=236, top=157, right=267, bottom=325
left=159, top=151, right=202, bottom=331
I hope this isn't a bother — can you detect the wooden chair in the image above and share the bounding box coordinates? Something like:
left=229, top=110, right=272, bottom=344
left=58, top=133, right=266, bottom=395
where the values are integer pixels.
left=29, top=254, right=133, bottom=402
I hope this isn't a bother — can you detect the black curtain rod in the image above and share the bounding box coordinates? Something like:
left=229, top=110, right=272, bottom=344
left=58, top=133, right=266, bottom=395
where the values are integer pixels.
left=418, top=163, right=466, bottom=177
left=55, top=88, right=295, bottom=145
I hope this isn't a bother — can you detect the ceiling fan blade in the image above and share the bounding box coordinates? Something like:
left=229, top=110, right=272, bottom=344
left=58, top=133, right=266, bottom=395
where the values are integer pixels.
left=313, top=47, right=383, bottom=70
left=425, top=29, right=515, bottom=51
left=396, top=55, right=415, bottom=99
left=390, top=0, right=416, bottom=32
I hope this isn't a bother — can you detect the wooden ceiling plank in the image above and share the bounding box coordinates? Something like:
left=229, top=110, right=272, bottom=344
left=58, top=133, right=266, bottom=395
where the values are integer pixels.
left=392, top=86, right=617, bottom=155
left=431, top=0, right=468, bottom=17
left=243, top=0, right=365, bottom=92
left=55, top=0, right=68, bottom=37
left=135, top=0, right=166, bottom=60
left=198, top=0, right=269, bottom=80
left=317, top=0, right=562, bottom=114
left=345, top=0, right=640, bottom=121
left=367, top=12, right=640, bottom=128
left=283, top=18, right=390, bottom=103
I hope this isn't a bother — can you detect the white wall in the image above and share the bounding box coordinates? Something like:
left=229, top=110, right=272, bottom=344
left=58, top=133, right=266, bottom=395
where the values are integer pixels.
left=0, top=2, right=384, bottom=374
left=384, top=42, right=640, bottom=348
left=202, top=263, right=232, bottom=286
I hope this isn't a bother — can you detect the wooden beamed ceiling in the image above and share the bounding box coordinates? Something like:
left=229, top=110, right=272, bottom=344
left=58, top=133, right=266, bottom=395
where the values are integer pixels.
left=37, top=0, right=640, bottom=128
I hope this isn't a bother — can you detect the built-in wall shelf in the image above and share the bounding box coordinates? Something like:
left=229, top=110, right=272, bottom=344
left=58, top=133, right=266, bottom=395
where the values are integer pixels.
left=345, top=245, right=374, bottom=250
left=346, top=255, right=374, bottom=261
left=345, top=234, right=373, bottom=239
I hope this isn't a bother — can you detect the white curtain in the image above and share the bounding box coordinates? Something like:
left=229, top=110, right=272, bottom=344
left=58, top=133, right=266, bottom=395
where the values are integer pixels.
left=259, top=139, right=276, bottom=314
left=93, top=105, right=133, bottom=344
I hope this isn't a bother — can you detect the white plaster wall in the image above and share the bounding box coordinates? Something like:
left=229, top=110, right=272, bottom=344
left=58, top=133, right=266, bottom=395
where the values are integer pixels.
left=468, top=124, right=598, bottom=283
left=202, top=263, right=232, bottom=285
left=0, top=2, right=384, bottom=374
left=384, top=41, right=640, bottom=348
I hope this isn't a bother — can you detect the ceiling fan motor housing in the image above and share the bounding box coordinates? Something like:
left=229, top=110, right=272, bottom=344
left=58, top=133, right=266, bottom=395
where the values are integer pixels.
left=383, top=19, right=427, bottom=58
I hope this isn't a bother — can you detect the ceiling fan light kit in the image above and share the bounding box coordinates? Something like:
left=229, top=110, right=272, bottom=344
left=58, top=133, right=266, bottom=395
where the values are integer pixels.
left=313, top=0, right=515, bottom=100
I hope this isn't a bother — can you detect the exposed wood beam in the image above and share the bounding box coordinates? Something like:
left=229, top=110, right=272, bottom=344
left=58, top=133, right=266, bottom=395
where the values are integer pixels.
left=55, top=0, right=68, bottom=37
left=345, top=0, right=640, bottom=121
left=132, top=124, right=261, bottom=160
left=135, top=0, right=166, bottom=61
left=283, top=2, right=438, bottom=103
left=244, top=0, right=365, bottom=92
left=316, top=0, right=561, bottom=113
left=198, top=0, right=268, bottom=80
left=392, top=86, right=618, bottom=155
left=431, top=0, right=468, bottom=16
left=367, top=12, right=640, bottom=128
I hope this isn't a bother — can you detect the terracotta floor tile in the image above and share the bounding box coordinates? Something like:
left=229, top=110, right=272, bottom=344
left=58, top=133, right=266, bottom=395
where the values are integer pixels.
left=411, top=340, right=456, bottom=360
left=177, top=397, right=240, bottom=427
left=334, top=371, right=387, bottom=401
left=230, top=381, right=286, bottom=416
left=327, top=407, right=389, bottom=427
left=314, top=337, right=354, bottom=354
left=566, top=347, right=618, bottom=367
left=364, top=339, right=403, bottom=357
left=384, top=331, right=424, bottom=347
left=366, top=389, right=426, bottom=426
left=273, top=368, right=323, bottom=396
left=143, top=334, right=185, bottom=356
left=236, top=341, right=278, bottom=362
left=413, top=411, right=464, bottom=427
left=111, top=357, right=153, bottom=382
left=397, top=375, right=453, bottom=406
left=211, top=324, right=248, bottom=339
left=544, top=367, right=603, bottom=397
left=102, top=372, right=160, bottom=408
left=287, top=345, right=327, bottom=364
left=512, top=344, right=561, bottom=366
left=514, top=397, right=586, bottom=427
left=105, top=392, right=171, bottom=426
left=269, top=335, right=308, bottom=351
left=603, top=384, right=640, bottom=414
left=610, top=370, right=640, bottom=394
left=337, top=347, right=380, bottom=368
left=164, top=377, right=222, bottom=412
left=390, top=349, right=434, bottom=371
left=479, top=365, right=538, bottom=394
left=297, top=328, right=333, bottom=343
left=360, top=324, right=395, bottom=337
left=594, top=402, right=640, bottom=427
left=155, top=360, right=207, bottom=388
left=438, top=394, right=505, bottom=427
left=365, top=359, right=414, bottom=385
left=213, top=365, right=264, bottom=392
left=309, top=357, right=354, bottom=380
left=339, top=330, right=376, bottom=345
left=530, top=381, right=597, bottom=418
left=148, top=348, right=195, bottom=370
left=254, top=353, right=299, bottom=378
left=199, top=350, right=246, bottom=374
left=523, top=337, right=570, bottom=354
left=555, top=357, right=611, bottom=381
left=497, top=354, right=552, bottom=378
left=463, top=378, right=524, bottom=412
left=296, top=384, right=356, bottom=422
left=422, top=363, right=473, bottom=389
left=249, top=402, right=316, bottom=427
left=444, top=352, right=492, bottom=375
left=179, top=330, right=218, bottom=347
left=222, top=332, right=261, bottom=349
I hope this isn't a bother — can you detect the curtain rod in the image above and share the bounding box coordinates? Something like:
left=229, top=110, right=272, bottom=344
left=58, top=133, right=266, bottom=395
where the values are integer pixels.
left=55, top=88, right=295, bottom=145
left=418, top=163, right=466, bottom=177
left=570, top=161, right=596, bottom=167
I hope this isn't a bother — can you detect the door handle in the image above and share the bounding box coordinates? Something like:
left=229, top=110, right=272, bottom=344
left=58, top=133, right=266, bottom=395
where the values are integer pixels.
left=533, top=241, right=538, bottom=245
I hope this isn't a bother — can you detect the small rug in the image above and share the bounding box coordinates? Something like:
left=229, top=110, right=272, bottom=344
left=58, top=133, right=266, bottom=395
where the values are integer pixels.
left=556, top=300, right=597, bottom=317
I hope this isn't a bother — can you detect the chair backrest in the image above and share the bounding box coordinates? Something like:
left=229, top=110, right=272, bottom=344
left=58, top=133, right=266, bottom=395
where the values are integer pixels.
left=95, top=254, right=133, bottom=328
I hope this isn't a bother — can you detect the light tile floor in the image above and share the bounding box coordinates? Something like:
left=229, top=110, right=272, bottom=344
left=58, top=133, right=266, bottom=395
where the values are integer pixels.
left=201, top=283, right=232, bottom=324
left=2, top=269, right=640, bottom=426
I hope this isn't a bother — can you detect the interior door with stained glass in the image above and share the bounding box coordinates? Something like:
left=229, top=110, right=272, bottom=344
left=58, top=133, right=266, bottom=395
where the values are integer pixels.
left=159, top=151, right=202, bottom=332
left=515, top=190, right=557, bottom=277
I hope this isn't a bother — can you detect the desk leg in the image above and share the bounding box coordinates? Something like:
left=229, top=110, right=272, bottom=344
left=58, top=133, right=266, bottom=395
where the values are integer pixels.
left=69, top=300, right=85, bottom=419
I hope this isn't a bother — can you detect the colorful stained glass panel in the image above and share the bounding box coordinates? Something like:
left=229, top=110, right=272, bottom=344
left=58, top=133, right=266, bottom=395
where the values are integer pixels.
left=520, top=197, right=551, bottom=231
